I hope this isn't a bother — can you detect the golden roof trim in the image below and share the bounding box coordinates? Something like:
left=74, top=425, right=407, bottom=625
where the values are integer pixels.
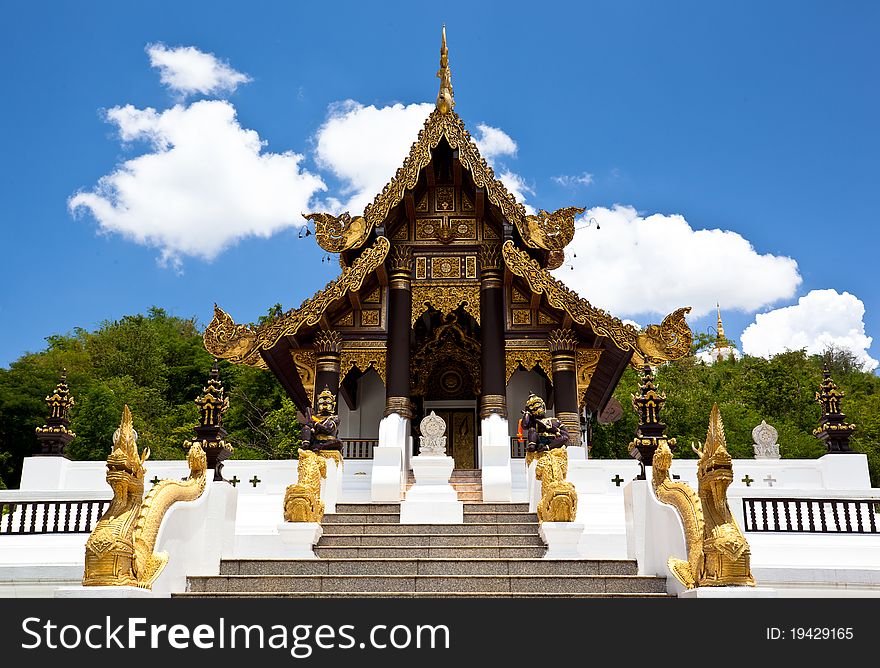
left=204, top=235, right=391, bottom=366
left=500, top=240, right=692, bottom=366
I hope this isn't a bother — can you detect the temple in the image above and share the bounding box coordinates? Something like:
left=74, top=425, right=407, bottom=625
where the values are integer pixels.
left=3, top=29, right=878, bottom=602
left=204, top=27, right=693, bottom=474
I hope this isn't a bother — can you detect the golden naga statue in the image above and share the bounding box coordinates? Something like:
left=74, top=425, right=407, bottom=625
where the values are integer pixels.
left=535, top=447, right=578, bottom=523
left=83, top=406, right=208, bottom=588
left=652, top=405, right=755, bottom=588
left=283, top=448, right=327, bottom=523
left=303, top=211, right=369, bottom=254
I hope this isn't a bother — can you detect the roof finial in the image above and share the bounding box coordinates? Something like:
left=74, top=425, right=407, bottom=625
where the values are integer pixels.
left=436, top=25, right=454, bottom=114
left=716, top=303, right=726, bottom=344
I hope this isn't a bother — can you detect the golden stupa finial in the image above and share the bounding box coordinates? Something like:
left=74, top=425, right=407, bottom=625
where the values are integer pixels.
left=436, top=25, right=454, bottom=114
left=716, top=303, right=726, bottom=344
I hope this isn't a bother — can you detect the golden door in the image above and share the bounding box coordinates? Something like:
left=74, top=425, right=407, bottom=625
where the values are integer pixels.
left=434, top=410, right=475, bottom=469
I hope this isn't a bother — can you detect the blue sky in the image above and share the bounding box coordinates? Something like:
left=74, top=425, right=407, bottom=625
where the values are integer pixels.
left=1, top=1, right=878, bottom=370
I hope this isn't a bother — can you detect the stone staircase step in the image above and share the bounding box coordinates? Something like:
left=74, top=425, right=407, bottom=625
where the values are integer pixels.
left=315, top=546, right=547, bottom=559
left=462, top=503, right=530, bottom=512
left=186, top=574, right=667, bottom=595
left=318, top=533, right=545, bottom=547
left=220, top=559, right=637, bottom=577
left=174, top=591, right=669, bottom=599
left=321, top=522, right=539, bottom=535
left=334, top=503, right=400, bottom=513
left=323, top=513, right=401, bottom=524
left=464, top=512, right=537, bottom=524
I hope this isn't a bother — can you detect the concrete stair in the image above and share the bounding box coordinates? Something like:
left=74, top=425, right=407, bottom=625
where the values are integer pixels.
left=406, top=468, right=483, bottom=501
left=178, top=503, right=668, bottom=598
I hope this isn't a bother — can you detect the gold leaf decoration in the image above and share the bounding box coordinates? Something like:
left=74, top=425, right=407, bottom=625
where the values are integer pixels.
left=501, top=240, right=692, bottom=366
left=205, top=236, right=390, bottom=366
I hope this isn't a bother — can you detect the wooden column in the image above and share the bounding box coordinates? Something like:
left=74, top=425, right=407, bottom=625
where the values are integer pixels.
left=384, top=245, right=413, bottom=419
left=313, top=330, right=342, bottom=409
left=549, top=329, right=581, bottom=445
left=479, top=244, right=507, bottom=419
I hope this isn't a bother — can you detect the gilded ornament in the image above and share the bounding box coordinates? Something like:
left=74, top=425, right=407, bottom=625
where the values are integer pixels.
left=431, top=256, right=462, bottom=279
left=479, top=244, right=501, bottom=271
left=536, top=448, right=578, bottom=522
left=411, top=315, right=481, bottom=397
left=575, top=349, right=602, bottom=406
left=384, top=396, right=414, bottom=419
left=340, top=348, right=387, bottom=385
left=465, top=255, right=477, bottom=279
left=415, top=256, right=428, bottom=279
left=205, top=236, right=390, bottom=366
left=548, top=328, right=578, bottom=353
left=546, top=250, right=565, bottom=270
left=283, top=449, right=327, bottom=523
left=360, top=310, right=380, bottom=326
left=512, top=309, right=532, bottom=325
left=334, top=312, right=354, bottom=327
left=436, top=26, right=454, bottom=114
left=83, top=406, right=207, bottom=589
left=411, top=281, right=480, bottom=326
left=504, top=344, right=553, bottom=383
left=502, top=240, right=692, bottom=366
left=291, top=350, right=316, bottom=404
left=303, top=211, right=370, bottom=253
left=523, top=206, right=585, bottom=251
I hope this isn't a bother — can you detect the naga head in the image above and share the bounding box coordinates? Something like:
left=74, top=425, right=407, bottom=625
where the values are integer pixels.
left=694, top=404, right=733, bottom=497
left=652, top=439, right=674, bottom=486
left=106, top=405, right=149, bottom=499
left=525, top=392, right=546, bottom=418
left=186, top=441, right=208, bottom=480
left=315, top=386, right=337, bottom=417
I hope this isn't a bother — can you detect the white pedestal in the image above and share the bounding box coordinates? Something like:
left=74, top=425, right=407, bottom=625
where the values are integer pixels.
left=321, top=457, right=342, bottom=514
left=480, top=415, right=512, bottom=502
left=55, top=585, right=155, bottom=598
left=539, top=521, right=586, bottom=559
left=527, top=459, right=540, bottom=513
left=400, top=455, right=463, bottom=524
left=372, top=414, right=408, bottom=502
left=567, top=445, right=587, bottom=461
left=276, top=522, right=323, bottom=559
left=679, top=586, right=778, bottom=598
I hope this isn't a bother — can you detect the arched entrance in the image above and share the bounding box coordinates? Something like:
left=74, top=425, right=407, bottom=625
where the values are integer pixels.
left=410, top=309, right=480, bottom=468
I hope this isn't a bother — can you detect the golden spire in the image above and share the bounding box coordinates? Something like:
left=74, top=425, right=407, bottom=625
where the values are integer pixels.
left=715, top=303, right=726, bottom=345
left=436, top=25, right=454, bottom=114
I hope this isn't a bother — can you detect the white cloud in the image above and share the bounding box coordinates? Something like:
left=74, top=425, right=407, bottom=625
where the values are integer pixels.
left=473, top=123, right=517, bottom=160
left=313, top=101, right=433, bottom=214
left=741, top=289, right=877, bottom=370
left=553, top=172, right=594, bottom=187
left=69, top=100, right=325, bottom=268
left=147, top=43, right=250, bottom=97
left=552, top=205, right=802, bottom=318
left=498, top=170, right=536, bottom=215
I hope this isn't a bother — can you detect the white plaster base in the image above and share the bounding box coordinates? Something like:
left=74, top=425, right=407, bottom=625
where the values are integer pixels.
left=480, top=415, right=512, bottom=502
left=400, top=455, right=463, bottom=524
left=321, top=457, right=342, bottom=514
left=276, top=522, right=323, bottom=559
left=679, top=586, right=778, bottom=598
left=55, top=585, right=155, bottom=598
left=540, top=521, right=586, bottom=559
left=371, top=413, right=408, bottom=502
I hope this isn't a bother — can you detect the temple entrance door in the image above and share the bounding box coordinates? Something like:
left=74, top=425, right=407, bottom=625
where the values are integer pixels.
left=432, top=410, right=475, bottom=469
